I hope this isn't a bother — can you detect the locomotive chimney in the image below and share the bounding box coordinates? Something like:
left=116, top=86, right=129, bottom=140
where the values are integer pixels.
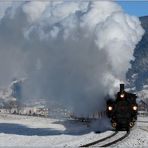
left=120, top=84, right=124, bottom=92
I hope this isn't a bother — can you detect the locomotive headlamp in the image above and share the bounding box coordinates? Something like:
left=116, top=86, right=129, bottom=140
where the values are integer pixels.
left=120, top=93, right=124, bottom=98
left=108, top=106, right=113, bottom=111
left=133, top=106, right=138, bottom=111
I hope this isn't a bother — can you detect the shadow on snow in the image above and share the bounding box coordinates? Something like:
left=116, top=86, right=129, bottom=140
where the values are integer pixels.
left=0, top=123, right=62, bottom=136
left=0, top=119, right=111, bottom=136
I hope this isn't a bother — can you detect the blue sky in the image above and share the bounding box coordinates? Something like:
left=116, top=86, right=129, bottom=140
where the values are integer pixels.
left=0, top=1, right=147, bottom=18
left=117, top=1, right=148, bottom=17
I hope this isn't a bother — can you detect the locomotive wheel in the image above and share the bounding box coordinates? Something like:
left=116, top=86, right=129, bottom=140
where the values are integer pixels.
left=129, top=122, right=134, bottom=127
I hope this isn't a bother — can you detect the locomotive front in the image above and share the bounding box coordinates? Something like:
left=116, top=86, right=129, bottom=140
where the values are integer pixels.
left=106, top=84, right=138, bottom=131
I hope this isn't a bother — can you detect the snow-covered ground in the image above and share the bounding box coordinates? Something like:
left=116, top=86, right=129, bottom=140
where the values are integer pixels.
left=0, top=113, right=148, bottom=147
left=0, top=113, right=111, bottom=147
left=114, top=117, right=148, bottom=147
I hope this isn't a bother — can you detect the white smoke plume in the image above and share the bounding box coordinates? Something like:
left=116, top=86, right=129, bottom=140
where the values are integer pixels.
left=0, top=1, right=144, bottom=116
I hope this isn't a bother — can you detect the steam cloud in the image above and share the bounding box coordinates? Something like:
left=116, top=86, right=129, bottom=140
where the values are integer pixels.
left=0, top=1, right=144, bottom=116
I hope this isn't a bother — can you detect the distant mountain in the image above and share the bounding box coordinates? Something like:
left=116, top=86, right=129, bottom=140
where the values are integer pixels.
left=127, top=16, right=148, bottom=91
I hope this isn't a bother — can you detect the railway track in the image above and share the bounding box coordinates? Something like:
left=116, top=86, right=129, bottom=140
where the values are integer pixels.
left=139, top=127, right=148, bottom=132
left=80, top=131, right=130, bottom=147
left=100, top=131, right=130, bottom=147
left=138, top=120, right=148, bottom=123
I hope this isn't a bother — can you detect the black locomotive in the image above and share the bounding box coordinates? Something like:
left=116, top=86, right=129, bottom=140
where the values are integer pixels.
left=106, top=84, right=138, bottom=131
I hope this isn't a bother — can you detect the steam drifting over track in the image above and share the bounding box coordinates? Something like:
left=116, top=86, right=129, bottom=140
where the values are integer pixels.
left=0, top=0, right=144, bottom=117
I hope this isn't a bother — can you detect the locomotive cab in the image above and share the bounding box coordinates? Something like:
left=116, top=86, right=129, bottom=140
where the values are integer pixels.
left=106, top=84, right=138, bottom=131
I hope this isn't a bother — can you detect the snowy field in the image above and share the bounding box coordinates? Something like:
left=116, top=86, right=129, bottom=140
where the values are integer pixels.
left=0, top=113, right=147, bottom=147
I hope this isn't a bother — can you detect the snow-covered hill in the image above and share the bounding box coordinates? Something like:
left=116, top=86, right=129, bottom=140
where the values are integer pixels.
left=127, top=16, right=148, bottom=91
left=137, top=85, right=148, bottom=104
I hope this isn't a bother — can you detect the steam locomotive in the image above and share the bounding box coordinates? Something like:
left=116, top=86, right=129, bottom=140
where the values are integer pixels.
left=106, top=84, right=138, bottom=131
